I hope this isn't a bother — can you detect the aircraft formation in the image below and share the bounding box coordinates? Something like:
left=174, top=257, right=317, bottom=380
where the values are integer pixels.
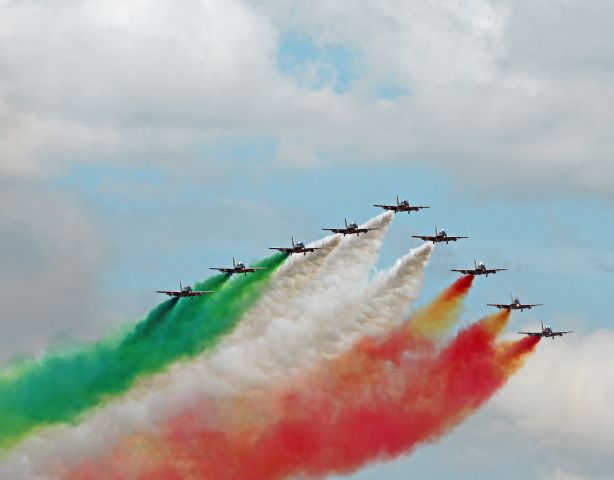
left=156, top=195, right=571, bottom=339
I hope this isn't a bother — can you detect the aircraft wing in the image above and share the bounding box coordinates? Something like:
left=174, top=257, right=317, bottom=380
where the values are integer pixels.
left=356, top=227, right=379, bottom=233
left=488, top=303, right=511, bottom=309
left=485, top=268, right=507, bottom=274
left=157, top=290, right=180, bottom=297
left=269, top=247, right=292, bottom=253
left=410, top=206, right=430, bottom=210
left=373, top=203, right=399, bottom=212
left=302, top=247, right=320, bottom=252
left=210, top=267, right=233, bottom=273
left=521, top=303, right=543, bottom=309
left=412, top=235, right=436, bottom=241
left=322, top=228, right=344, bottom=234
left=553, top=330, right=573, bottom=336
left=446, top=236, right=468, bottom=241
left=191, top=291, right=214, bottom=296
left=451, top=268, right=474, bottom=274
left=244, top=267, right=267, bottom=272
left=518, top=331, right=543, bottom=336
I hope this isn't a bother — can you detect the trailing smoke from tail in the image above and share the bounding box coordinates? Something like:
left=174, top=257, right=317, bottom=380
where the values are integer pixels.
left=0, top=218, right=402, bottom=477
left=66, top=283, right=538, bottom=480
left=212, top=235, right=342, bottom=349
left=0, top=216, right=542, bottom=480
left=409, top=274, right=474, bottom=338
left=360, top=273, right=474, bottom=364
left=0, top=253, right=287, bottom=450
left=205, top=212, right=397, bottom=390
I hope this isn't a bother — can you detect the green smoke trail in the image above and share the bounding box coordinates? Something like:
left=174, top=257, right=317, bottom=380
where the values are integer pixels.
left=0, top=253, right=287, bottom=450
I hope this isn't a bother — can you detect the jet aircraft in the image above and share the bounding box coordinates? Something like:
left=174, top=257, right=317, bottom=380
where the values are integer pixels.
left=322, top=218, right=379, bottom=236
left=518, top=321, right=572, bottom=340
left=412, top=226, right=468, bottom=244
left=373, top=195, right=430, bottom=214
left=488, top=294, right=543, bottom=311
left=210, top=257, right=267, bottom=276
left=269, top=237, right=321, bottom=255
left=452, top=260, right=507, bottom=277
left=157, top=281, right=214, bottom=298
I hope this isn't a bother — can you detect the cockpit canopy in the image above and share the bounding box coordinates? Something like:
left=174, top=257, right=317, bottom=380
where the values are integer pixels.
left=401, top=199, right=409, bottom=206
left=545, top=325, right=552, bottom=332
left=297, top=241, right=305, bottom=248
left=237, top=261, right=245, bottom=268
left=349, top=221, right=358, bottom=228
left=439, top=229, right=447, bottom=236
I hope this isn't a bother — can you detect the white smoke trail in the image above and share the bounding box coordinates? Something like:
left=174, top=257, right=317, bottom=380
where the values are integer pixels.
left=227, top=233, right=342, bottom=345
left=207, top=241, right=433, bottom=389
left=154, top=212, right=395, bottom=392
left=0, top=213, right=400, bottom=478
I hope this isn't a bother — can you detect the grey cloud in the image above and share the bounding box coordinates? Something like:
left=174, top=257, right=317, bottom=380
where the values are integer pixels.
left=588, top=255, right=614, bottom=274
left=0, top=181, right=113, bottom=364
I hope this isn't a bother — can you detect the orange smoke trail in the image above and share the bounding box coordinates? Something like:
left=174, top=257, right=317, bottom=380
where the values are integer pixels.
left=360, top=274, right=473, bottom=363
left=67, top=299, right=537, bottom=480
left=408, top=274, right=474, bottom=337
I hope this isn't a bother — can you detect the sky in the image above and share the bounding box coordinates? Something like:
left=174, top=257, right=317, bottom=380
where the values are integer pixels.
left=0, top=1, right=613, bottom=479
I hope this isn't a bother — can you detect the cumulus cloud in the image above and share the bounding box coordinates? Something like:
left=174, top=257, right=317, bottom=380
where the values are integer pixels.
left=440, top=329, right=614, bottom=479
left=0, top=0, right=612, bottom=199
left=492, top=330, right=614, bottom=457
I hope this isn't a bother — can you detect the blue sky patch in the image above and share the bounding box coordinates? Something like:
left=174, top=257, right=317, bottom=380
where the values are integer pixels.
left=277, top=32, right=365, bottom=93
left=374, top=80, right=410, bottom=100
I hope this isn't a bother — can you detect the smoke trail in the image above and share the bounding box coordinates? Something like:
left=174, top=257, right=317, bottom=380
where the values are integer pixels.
left=408, top=274, right=474, bottom=338
left=208, top=240, right=431, bottom=391
left=0, top=214, right=421, bottom=477
left=0, top=253, right=286, bottom=450
left=359, top=273, right=474, bottom=364
left=212, top=235, right=342, bottom=349
left=207, top=212, right=395, bottom=385
left=66, top=307, right=538, bottom=480
left=0, top=216, right=388, bottom=467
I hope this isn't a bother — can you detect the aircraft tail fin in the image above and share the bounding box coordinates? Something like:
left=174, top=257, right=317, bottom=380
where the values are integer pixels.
left=474, top=259, right=477, bottom=269
left=397, top=194, right=400, bottom=205
left=233, top=256, right=236, bottom=267
left=180, top=281, right=182, bottom=290
left=291, top=236, right=295, bottom=246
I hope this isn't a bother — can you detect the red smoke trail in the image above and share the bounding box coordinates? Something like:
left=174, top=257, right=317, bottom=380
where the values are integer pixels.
left=68, top=307, right=538, bottom=480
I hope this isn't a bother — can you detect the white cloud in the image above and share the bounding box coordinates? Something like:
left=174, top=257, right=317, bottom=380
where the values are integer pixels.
left=424, top=329, right=614, bottom=479
left=545, top=468, right=591, bottom=480
left=0, top=0, right=613, bottom=200
left=492, top=330, right=614, bottom=457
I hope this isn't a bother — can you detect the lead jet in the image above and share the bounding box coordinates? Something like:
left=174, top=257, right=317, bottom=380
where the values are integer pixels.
left=373, top=195, right=430, bottom=214
left=210, top=257, right=267, bottom=276
left=488, top=294, right=543, bottom=312
left=157, top=281, right=214, bottom=298
left=269, top=237, right=321, bottom=256
left=519, top=321, right=573, bottom=340
left=412, top=226, right=468, bottom=244
left=452, top=260, right=507, bottom=277
left=322, top=218, right=379, bottom=236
